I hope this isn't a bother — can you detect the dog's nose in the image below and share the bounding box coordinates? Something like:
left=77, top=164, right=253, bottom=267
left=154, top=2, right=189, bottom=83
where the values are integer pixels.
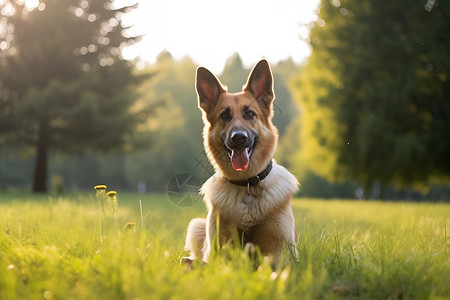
left=230, top=131, right=248, bottom=148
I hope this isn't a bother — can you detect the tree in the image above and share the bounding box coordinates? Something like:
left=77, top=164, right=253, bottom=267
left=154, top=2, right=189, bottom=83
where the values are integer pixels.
left=0, top=0, right=142, bottom=192
left=124, top=53, right=205, bottom=191
left=271, top=58, right=300, bottom=136
left=293, top=0, right=450, bottom=197
left=219, top=53, right=248, bottom=93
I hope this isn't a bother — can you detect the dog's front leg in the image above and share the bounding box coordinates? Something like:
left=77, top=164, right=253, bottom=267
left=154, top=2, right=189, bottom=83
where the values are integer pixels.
left=202, top=209, right=217, bottom=263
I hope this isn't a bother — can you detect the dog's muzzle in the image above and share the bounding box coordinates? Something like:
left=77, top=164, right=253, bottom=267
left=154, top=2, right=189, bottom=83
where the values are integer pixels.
left=223, top=129, right=257, bottom=172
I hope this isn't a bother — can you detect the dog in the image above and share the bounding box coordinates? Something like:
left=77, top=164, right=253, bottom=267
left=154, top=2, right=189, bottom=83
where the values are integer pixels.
left=183, top=59, right=299, bottom=269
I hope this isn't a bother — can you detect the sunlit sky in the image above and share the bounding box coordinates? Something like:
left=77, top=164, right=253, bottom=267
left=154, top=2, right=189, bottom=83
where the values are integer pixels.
left=117, top=0, right=320, bottom=73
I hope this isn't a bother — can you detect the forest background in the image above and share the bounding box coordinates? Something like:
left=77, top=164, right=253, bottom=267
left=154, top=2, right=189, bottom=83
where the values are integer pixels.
left=0, top=0, right=449, bottom=200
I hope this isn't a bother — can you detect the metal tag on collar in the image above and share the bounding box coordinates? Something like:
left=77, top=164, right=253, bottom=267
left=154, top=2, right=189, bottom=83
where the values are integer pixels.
left=244, top=182, right=254, bottom=205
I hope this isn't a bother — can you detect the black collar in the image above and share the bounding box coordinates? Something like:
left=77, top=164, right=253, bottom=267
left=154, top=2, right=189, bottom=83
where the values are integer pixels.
left=227, top=160, right=273, bottom=187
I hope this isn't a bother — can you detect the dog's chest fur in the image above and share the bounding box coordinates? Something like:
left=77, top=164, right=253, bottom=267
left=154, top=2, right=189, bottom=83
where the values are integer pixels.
left=222, top=189, right=267, bottom=230
left=200, top=162, right=298, bottom=231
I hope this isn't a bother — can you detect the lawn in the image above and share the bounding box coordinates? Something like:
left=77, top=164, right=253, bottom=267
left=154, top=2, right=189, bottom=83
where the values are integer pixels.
left=0, top=191, right=448, bottom=299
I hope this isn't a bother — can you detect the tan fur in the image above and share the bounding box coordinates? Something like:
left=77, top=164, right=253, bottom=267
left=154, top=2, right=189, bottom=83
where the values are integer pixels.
left=183, top=60, right=299, bottom=269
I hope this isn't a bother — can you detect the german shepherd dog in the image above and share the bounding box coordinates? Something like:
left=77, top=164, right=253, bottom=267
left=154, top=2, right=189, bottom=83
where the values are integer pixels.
left=183, top=60, right=298, bottom=269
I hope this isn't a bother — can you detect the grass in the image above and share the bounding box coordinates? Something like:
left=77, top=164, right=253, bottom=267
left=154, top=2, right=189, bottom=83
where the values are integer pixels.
left=0, top=192, right=448, bottom=299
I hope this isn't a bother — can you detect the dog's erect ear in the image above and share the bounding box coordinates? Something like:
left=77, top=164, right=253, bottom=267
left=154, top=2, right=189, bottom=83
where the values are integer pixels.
left=196, top=67, right=226, bottom=114
left=244, top=59, right=274, bottom=110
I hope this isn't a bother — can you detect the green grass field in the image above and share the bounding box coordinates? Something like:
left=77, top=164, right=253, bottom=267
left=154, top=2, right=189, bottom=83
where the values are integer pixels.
left=0, top=192, right=448, bottom=299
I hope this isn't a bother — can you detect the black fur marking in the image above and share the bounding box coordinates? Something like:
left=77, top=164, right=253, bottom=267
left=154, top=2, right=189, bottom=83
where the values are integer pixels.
left=219, top=107, right=232, bottom=122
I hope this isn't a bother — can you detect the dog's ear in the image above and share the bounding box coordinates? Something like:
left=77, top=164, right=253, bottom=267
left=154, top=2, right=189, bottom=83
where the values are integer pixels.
left=244, top=59, right=274, bottom=110
left=196, top=67, right=226, bottom=114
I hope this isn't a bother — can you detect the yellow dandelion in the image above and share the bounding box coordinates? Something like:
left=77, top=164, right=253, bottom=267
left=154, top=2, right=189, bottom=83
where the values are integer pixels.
left=94, top=185, right=108, bottom=216
left=94, top=185, right=107, bottom=190
left=107, top=190, right=118, bottom=215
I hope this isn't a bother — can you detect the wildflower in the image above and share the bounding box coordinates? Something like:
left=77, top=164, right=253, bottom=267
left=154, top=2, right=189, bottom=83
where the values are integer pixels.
left=107, top=191, right=118, bottom=215
left=94, top=185, right=107, bottom=190
left=94, top=184, right=108, bottom=216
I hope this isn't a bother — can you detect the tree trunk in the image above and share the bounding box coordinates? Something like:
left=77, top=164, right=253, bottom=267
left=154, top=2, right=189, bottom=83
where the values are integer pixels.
left=32, top=120, right=49, bottom=193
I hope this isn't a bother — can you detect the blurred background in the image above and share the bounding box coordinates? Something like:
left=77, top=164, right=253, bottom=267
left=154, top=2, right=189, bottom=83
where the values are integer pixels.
left=0, top=0, right=448, bottom=200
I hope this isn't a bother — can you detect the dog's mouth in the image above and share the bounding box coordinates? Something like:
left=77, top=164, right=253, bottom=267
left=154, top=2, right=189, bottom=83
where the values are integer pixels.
left=226, top=146, right=254, bottom=172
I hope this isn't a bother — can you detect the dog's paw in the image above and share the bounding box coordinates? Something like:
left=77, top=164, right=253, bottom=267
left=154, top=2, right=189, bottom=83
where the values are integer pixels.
left=180, top=256, right=194, bottom=265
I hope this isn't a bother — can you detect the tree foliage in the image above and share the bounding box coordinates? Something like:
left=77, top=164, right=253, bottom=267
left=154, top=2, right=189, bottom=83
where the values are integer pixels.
left=124, top=53, right=205, bottom=191
left=0, top=0, right=142, bottom=192
left=293, top=0, right=450, bottom=196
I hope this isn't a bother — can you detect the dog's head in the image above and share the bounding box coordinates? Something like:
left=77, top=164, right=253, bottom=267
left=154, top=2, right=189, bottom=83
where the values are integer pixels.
left=196, top=59, right=278, bottom=180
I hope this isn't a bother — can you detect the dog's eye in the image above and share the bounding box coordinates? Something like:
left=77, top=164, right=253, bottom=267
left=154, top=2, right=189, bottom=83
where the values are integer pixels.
left=220, top=112, right=232, bottom=122
left=244, top=110, right=256, bottom=120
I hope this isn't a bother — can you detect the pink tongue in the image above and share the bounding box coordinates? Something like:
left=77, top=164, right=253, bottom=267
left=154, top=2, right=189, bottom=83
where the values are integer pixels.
left=231, top=149, right=249, bottom=171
